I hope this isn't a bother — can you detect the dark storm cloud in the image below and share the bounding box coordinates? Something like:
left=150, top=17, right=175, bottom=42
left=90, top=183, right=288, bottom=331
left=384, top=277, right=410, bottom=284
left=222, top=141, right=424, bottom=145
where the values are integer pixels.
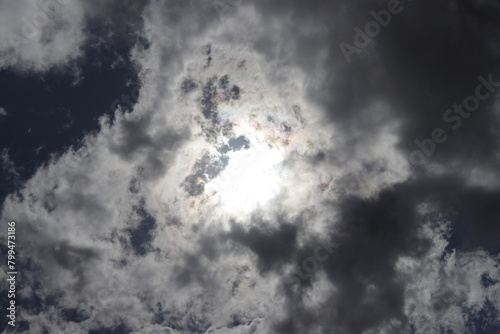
left=270, top=175, right=500, bottom=333
left=365, top=0, right=500, bottom=170
left=234, top=2, right=500, bottom=330
left=269, top=184, right=424, bottom=333
left=287, top=184, right=428, bottom=334
left=253, top=0, right=500, bottom=170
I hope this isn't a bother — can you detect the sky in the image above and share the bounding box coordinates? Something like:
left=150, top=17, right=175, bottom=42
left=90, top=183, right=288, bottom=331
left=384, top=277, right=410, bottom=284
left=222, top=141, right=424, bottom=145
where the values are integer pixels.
left=0, top=0, right=499, bottom=333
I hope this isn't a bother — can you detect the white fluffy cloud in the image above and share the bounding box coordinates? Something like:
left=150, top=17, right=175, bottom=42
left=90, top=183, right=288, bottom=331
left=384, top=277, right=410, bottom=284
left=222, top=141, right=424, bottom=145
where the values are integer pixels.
left=0, top=0, right=105, bottom=71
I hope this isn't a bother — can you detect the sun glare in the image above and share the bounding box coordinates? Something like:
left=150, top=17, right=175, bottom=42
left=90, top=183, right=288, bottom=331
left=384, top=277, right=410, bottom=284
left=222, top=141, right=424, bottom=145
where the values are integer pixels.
left=206, top=142, right=284, bottom=213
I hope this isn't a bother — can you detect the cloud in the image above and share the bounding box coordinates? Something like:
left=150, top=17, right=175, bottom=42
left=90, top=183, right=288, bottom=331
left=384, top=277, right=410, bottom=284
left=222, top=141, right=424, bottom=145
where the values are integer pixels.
left=0, top=0, right=499, bottom=333
left=0, top=0, right=149, bottom=73
left=0, top=0, right=90, bottom=71
left=1, top=149, right=20, bottom=184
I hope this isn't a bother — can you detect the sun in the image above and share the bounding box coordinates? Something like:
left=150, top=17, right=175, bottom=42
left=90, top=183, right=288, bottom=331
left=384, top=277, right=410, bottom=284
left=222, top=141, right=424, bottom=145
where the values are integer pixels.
left=176, top=60, right=306, bottom=217
left=205, top=140, right=284, bottom=213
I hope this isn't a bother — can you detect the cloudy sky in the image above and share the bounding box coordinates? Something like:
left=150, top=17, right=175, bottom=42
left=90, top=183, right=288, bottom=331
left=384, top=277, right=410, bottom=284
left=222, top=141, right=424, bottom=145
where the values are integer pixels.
left=0, top=0, right=499, bottom=333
